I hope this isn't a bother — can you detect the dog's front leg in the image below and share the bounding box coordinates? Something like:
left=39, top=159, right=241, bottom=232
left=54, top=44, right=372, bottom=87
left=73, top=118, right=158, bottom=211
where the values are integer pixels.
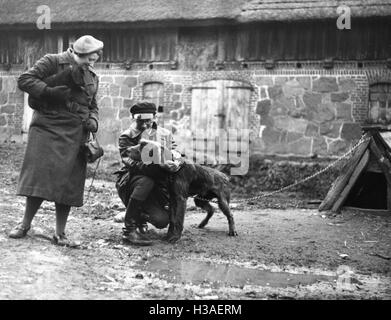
left=166, top=195, right=186, bottom=243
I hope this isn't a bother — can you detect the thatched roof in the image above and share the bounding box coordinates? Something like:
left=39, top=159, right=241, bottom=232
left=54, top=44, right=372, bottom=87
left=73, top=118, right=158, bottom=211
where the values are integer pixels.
left=0, top=0, right=248, bottom=27
left=239, top=0, right=391, bottom=22
left=0, top=0, right=390, bottom=28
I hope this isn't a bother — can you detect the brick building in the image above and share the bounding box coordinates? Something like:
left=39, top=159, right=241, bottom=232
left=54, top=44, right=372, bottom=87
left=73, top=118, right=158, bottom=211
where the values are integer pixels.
left=0, top=0, right=390, bottom=161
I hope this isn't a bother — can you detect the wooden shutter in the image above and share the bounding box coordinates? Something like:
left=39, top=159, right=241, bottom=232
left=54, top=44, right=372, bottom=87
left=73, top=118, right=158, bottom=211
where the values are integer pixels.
left=143, top=82, right=164, bottom=107
left=369, top=83, right=391, bottom=124
left=190, top=80, right=252, bottom=164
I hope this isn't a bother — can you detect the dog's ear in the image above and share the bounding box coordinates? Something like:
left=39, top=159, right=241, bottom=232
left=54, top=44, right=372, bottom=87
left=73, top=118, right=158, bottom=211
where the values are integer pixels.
left=128, top=145, right=142, bottom=161
left=71, top=65, right=85, bottom=87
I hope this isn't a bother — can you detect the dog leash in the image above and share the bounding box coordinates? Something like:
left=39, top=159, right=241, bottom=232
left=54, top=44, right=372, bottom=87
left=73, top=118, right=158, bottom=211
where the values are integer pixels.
left=86, top=157, right=101, bottom=203
left=191, top=136, right=369, bottom=205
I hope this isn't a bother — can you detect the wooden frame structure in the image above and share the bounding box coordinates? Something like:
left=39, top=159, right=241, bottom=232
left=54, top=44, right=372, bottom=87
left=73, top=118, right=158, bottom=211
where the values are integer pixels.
left=319, top=127, right=391, bottom=213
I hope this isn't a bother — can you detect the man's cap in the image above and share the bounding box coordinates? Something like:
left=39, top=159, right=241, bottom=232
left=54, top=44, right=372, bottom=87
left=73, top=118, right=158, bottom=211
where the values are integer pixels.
left=130, top=101, right=157, bottom=119
left=72, top=35, right=104, bottom=55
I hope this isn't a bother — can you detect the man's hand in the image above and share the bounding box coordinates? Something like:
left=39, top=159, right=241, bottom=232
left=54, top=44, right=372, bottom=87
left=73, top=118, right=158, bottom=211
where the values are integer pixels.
left=42, top=85, right=71, bottom=102
left=127, top=145, right=142, bottom=161
left=85, top=117, right=98, bottom=133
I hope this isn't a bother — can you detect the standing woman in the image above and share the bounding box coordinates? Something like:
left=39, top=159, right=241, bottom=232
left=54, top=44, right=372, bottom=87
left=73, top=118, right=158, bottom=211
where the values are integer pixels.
left=9, top=35, right=104, bottom=247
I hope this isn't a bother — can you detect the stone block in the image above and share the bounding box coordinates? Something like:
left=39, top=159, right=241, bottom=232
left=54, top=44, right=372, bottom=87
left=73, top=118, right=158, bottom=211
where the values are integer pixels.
left=120, top=85, right=131, bottom=98
left=173, top=102, right=182, bottom=109
left=99, top=96, right=112, bottom=108
left=123, top=99, right=135, bottom=108
left=312, top=137, right=328, bottom=156
left=282, top=79, right=305, bottom=97
left=256, top=99, right=271, bottom=116
left=339, top=78, right=357, bottom=92
left=268, top=85, right=283, bottom=100
left=319, top=122, right=342, bottom=138
left=274, top=116, right=308, bottom=134
left=121, top=118, right=131, bottom=131
left=270, top=100, right=288, bottom=116
left=340, top=123, right=362, bottom=141
left=296, top=76, right=311, bottom=90
left=99, top=107, right=117, bottom=119
left=303, top=92, right=322, bottom=109
left=314, top=103, right=335, bottom=123
left=331, top=92, right=349, bottom=102
left=119, top=108, right=130, bottom=119
left=336, top=103, right=353, bottom=121
left=285, top=131, right=304, bottom=143
left=170, top=110, right=178, bottom=120
left=1, top=104, right=15, bottom=114
left=123, top=76, right=137, bottom=88
left=100, top=76, right=114, bottom=83
left=97, top=84, right=109, bottom=97
left=274, top=77, right=288, bottom=85
left=2, top=77, right=16, bottom=92
left=0, top=126, right=12, bottom=141
left=174, top=84, right=183, bottom=93
left=286, top=137, right=312, bottom=156
left=172, top=94, right=181, bottom=102
left=305, top=123, right=319, bottom=137
left=289, top=108, right=309, bottom=119
left=114, top=76, right=125, bottom=86
left=110, top=84, right=120, bottom=96
left=312, top=77, right=338, bottom=93
left=0, top=92, right=8, bottom=105
left=262, top=127, right=281, bottom=145
left=0, top=114, right=7, bottom=126
left=112, top=97, right=123, bottom=109
left=99, top=120, right=121, bottom=146
left=260, top=115, right=274, bottom=127
left=328, top=139, right=348, bottom=155
left=255, top=76, right=273, bottom=86
left=8, top=92, right=24, bottom=104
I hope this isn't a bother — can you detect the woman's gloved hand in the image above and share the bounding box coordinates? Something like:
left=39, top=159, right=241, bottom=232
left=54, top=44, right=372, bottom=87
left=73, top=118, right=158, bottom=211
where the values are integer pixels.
left=85, top=118, right=98, bottom=133
left=42, top=85, right=71, bottom=102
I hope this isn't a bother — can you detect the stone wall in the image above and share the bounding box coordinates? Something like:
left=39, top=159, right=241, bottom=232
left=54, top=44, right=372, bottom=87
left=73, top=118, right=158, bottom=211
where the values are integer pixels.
left=93, top=66, right=371, bottom=158
left=1, top=64, right=387, bottom=159
left=0, top=72, right=24, bottom=143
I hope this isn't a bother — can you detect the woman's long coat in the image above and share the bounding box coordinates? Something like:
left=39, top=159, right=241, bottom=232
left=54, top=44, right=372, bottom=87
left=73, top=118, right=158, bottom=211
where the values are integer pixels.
left=17, top=49, right=99, bottom=207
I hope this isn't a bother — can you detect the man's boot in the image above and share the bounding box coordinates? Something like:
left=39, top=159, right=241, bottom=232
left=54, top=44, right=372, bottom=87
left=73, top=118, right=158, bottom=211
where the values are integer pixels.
left=137, top=212, right=150, bottom=234
left=122, top=198, right=153, bottom=246
left=122, top=220, right=153, bottom=246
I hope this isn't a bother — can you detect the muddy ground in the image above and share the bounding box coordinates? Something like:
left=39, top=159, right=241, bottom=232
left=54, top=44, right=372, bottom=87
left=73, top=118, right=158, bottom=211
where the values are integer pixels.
left=0, top=143, right=390, bottom=300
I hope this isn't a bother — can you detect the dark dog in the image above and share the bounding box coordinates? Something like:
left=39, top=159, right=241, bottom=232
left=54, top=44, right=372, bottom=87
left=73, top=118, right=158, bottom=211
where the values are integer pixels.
left=166, top=160, right=237, bottom=243
left=129, top=140, right=237, bottom=243
left=28, top=64, right=86, bottom=110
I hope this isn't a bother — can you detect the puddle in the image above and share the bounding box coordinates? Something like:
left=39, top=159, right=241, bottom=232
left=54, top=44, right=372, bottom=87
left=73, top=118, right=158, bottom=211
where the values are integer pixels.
left=136, top=258, right=336, bottom=288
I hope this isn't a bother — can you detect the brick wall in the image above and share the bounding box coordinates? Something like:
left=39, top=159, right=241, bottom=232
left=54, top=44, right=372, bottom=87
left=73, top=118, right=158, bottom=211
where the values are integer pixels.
left=1, top=63, right=389, bottom=159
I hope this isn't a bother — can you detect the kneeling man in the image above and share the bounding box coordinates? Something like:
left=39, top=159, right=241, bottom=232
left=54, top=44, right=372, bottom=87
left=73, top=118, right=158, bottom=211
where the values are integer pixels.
left=115, top=102, right=180, bottom=246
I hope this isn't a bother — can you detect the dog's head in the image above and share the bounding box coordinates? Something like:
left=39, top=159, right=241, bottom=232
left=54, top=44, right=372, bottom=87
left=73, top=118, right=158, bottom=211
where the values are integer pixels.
left=70, top=64, right=87, bottom=87
left=128, top=139, right=182, bottom=165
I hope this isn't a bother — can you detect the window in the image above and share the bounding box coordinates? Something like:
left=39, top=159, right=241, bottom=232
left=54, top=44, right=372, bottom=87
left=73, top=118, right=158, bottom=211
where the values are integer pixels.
left=368, top=83, right=391, bottom=124
left=143, top=82, right=164, bottom=107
